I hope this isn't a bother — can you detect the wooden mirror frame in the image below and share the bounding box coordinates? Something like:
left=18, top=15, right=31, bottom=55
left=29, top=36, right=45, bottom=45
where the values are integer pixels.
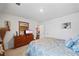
left=19, top=21, right=29, bottom=35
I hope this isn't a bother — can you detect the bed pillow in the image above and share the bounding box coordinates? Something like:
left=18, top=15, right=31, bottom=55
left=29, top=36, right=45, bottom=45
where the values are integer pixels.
left=65, top=39, right=74, bottom=48
left=71, top=39, right=79, bottom=52
left=65, top=35, right=79, bottom=48
left=72, top=45, right=79, bottom=52
left=72, top=35, right=79, bottom=43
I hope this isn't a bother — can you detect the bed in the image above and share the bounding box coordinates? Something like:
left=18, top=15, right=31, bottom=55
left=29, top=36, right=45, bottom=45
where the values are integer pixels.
left=26, top=38, right=79, bottom=56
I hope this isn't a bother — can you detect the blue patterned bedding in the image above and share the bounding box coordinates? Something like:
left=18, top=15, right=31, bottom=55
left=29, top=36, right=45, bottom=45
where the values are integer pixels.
left=26, top=38, right=79, bottom=56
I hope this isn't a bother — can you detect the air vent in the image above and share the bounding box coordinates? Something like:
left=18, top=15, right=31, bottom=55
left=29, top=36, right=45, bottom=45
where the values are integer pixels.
left=16, top=3, right=21, bottom=6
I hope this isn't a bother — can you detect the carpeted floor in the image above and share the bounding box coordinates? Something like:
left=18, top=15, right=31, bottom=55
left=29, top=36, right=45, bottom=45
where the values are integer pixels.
left=5, top=45, right=28, bottom=56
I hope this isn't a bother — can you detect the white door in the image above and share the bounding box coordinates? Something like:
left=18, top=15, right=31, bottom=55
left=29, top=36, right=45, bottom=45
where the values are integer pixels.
left=39, top=25, right=45, bottom=39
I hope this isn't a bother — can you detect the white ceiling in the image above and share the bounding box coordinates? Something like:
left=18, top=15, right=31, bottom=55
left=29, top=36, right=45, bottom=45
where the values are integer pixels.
left=1, top=3, right=79, bottom=23
left=0, top=3, right=8, bottom=13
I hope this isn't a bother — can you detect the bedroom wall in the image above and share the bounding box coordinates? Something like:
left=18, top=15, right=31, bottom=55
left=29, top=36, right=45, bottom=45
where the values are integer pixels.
left=42, top=12, right=79, bottom=40
left=0, top=14, right=37, bottom=50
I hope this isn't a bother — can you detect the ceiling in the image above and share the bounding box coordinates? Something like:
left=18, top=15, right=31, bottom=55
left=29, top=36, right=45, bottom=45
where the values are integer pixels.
left=1, top=3, right=79, bottom=23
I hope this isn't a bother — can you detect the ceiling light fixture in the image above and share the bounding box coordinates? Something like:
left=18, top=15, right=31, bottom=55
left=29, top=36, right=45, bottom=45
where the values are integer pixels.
left=40, top=8, right=44, bottom=13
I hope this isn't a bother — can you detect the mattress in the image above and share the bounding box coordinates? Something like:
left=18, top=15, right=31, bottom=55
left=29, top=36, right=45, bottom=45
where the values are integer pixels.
left=26, top=38, right=79, bottom=56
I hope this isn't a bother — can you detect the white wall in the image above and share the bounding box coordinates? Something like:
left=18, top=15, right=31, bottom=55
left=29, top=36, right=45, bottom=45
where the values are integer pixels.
left=0, top=14, right=37, bottom=50
left=42, top=12, right=79, bottom=40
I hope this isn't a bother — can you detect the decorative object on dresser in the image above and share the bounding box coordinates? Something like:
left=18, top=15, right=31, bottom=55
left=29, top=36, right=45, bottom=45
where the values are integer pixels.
left=14, top=33, right=34, bottom=48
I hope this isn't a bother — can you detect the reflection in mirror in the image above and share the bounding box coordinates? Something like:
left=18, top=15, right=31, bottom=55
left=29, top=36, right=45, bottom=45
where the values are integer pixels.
left=19, top=21, right=29, bottom=35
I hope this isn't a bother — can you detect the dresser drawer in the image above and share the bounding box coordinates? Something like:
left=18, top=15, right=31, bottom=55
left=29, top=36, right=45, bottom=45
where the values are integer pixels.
left=14, top=34, right=34, bottom=48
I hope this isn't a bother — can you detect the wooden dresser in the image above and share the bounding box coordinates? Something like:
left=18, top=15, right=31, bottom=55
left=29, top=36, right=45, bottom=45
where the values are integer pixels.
left=14, top=33, right=34, bottom=48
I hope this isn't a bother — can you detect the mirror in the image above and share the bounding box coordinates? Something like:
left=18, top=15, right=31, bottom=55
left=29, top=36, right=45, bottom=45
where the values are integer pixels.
left=19, top=21, right=29, bottom=35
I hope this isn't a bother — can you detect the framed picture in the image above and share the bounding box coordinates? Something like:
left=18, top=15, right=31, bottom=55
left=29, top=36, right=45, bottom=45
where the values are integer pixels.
left=62, top=22, right=71, bottom=29
left=5, top=21, right=10, bottom=31
left=19, top=21, right=29, bottom=35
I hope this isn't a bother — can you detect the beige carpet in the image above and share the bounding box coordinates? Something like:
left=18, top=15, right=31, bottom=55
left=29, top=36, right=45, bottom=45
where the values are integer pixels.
left=5, top=45, right=28, bottom=56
